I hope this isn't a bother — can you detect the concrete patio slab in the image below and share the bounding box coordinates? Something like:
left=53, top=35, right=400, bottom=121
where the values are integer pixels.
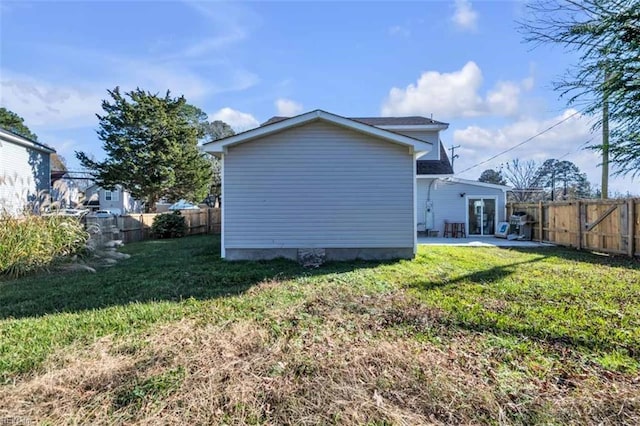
left=417, top=237, right=553, bottom=247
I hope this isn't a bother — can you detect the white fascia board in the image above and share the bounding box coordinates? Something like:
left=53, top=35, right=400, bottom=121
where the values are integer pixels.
left=0, top=129, right=56, bottom=154
left=449, top=177, right=511, bottom=191
left=202, top=110, right=433, bottom=153
left=415, top=175, right=510, bottom=191
left=377, top=124, right=449, bottom=131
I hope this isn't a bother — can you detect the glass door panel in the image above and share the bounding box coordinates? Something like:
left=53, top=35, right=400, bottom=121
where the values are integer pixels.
left=468, top=198, right=482, bottom=236
left=482, top=199, right=495, bottom=235
left=467, top=198, right=496, bottom=236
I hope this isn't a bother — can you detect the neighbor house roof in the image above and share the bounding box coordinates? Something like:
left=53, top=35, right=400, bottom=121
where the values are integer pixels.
left=0, top=126, right=56, bottom=154
left=417, top=143, right=454, bottom=175
left=204, top=110, right=434, bottom=154
left=262, top=115, right=448, bottom=128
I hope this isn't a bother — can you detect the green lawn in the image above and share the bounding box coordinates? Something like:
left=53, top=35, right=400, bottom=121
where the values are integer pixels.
left=1, top=235, right=639, bottom=424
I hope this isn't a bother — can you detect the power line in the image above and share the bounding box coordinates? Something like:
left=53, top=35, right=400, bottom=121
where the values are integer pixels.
left=556, top=139, right=593, bottom=161
left=455, top=109, right=583, bottom=175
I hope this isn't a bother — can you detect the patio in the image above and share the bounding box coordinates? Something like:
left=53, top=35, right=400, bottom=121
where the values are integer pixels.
left=417, top=236, right=551, bottom=247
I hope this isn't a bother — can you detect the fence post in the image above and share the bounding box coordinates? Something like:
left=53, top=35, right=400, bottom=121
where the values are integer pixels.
left=576, top=201, right=582, bottom=250
left=538, top=201, right=543, bottom=242
left=628, top=199, right=635, bottom=257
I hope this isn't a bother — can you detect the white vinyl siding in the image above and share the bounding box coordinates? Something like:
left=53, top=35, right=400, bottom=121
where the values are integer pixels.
left=223, top=121, right=415, bottom=249
left=392, top=130, right=440, bottom=160
left=0, top=139, right=51, bottom=215
left=416, top=178, right=506, bottom=234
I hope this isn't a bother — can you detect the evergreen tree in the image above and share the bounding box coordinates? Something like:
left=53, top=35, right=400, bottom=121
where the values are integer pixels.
left=534, top=159, right=592, bottom=200
left=76, top=87, right=212, bottom=212
left=0, top=107, right=38, bottom=141
left=521, top=0, right=640, bottom=177
left=478, top=169, right=507, bottom=185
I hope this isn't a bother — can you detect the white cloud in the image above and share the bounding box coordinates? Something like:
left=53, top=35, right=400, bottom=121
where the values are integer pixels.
left=485, top=81, right=522, bottom=116
left=450, top=109, right=638, bottom=194
left=381, top=61, right=532, bottom=119
left=275, top=98, right=303, bottom=116
left=210, top=107, right=259, bottom=131
left=454, top=109, right=592, bottom=157
left=182, top=30, right=247, bottom=58
left=521, top=76, right=535, bottom=91
left=0, top=70, right=102, bottom=129
left=180, top=1, right=255, bottom=57
left=452, top=0, right=478, bottom=31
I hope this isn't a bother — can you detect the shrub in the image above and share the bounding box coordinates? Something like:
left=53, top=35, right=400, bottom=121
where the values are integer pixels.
left=152, top=211, right=187, bottom=239
left=0, top=214, right=89, bottom=278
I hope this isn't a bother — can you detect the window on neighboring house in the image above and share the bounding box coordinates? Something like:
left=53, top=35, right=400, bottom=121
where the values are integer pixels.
left=105, top=189, right=119, bottom=201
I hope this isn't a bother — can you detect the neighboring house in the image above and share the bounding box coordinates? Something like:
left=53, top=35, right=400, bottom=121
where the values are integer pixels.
left=204, top=110, right=508, bottom=261
left=51, top=178, right=81, bottom=209
left=0, top=126, right=55, bottom=215
left=83, top=184, right=142, bottom=215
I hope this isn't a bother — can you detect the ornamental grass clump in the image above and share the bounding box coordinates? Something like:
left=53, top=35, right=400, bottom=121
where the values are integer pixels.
left=0, top=214, right=89, bottom=278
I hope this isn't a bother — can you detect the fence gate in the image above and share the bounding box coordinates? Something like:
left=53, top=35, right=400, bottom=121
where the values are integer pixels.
left=578, top=200, right=632, bottom=255
left=509, top=199, right=639, bottom=258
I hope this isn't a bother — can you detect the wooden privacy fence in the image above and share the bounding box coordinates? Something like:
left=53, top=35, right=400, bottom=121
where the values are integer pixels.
left=86, top=208, right=221, bottom=244
left=508, top=199, right=640, bottom=257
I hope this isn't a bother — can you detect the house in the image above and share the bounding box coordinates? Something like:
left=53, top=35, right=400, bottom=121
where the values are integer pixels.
left=83, top=184, right=142, bottom=215
left=203, top=110, right=508, bottom=261
left=0, top=126, right=56, bottom=215
left=416, top=145, right=508, bottom=237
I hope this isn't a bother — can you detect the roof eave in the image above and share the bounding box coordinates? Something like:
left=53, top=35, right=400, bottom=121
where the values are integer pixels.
left=377, top=124, right=449, bottom=131
left=0, top=128, right=56, bottom=154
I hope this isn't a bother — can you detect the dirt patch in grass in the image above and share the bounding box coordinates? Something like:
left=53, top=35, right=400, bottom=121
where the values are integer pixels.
left=1, top=291, right=639, bottom=425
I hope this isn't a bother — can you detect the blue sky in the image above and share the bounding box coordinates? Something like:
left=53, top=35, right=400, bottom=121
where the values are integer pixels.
left=0, top=0, right=636, bottom=194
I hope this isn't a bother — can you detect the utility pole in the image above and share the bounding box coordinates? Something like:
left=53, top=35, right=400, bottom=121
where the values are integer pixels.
left=449, top=145, right=460, bottom=171
left=601, top=70, right=610, bottom=199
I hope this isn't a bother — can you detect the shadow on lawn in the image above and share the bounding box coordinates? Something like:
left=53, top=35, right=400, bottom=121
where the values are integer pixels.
left=409, top=247, right=640, bottom=356
left=506, top=245, right=640, bottom=269
left=0, top=235, right=397, bottom=320
left=412, top=256, right=550, bottom=291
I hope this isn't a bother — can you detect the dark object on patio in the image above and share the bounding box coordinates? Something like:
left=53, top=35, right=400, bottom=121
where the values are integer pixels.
left=444, top=221, right=466, bottom=238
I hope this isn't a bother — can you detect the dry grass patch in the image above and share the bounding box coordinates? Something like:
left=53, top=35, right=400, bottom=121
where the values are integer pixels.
left=1, top=291, right=639, bottom=425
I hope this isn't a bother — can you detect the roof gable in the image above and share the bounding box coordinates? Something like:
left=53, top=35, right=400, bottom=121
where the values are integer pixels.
left=204, top=110, right=433, bottom=154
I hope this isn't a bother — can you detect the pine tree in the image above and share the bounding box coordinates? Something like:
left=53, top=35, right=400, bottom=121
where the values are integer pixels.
left=76, top=87, right=212, bottom=212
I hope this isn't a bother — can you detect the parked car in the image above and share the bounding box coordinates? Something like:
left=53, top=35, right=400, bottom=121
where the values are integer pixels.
left=43, top=208, right=88, bottom=217
left=88, top=210, right=116, bottom=218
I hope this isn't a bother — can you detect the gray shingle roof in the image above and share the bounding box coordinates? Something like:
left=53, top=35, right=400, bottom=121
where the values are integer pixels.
left=350, top=116, right=448, bottom=126
left=261, top=115, right=448, bottom=127
left=417, top=144, right=454, bottom=175
left=261, top=116, right=289, bottom=126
